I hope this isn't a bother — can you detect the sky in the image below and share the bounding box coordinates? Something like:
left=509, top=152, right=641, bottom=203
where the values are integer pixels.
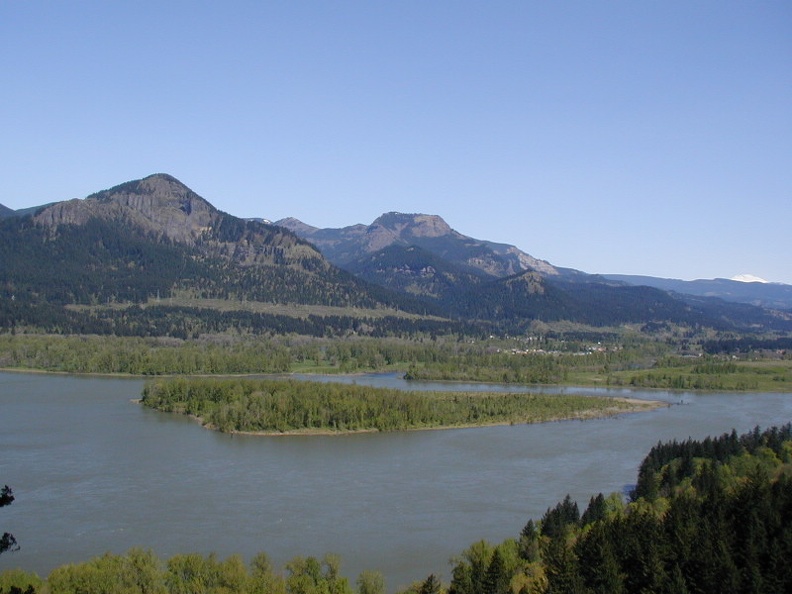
left=1, top=1, right=790, bottom=284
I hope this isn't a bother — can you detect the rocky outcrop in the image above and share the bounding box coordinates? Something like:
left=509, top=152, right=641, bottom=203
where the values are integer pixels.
left=277, top=211, right=558, bottom=280
left=34, top=174, right=217, bottom=244
left=31, top=173, right=326, bottom=271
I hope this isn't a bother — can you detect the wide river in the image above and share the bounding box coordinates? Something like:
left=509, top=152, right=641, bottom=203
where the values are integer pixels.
left=1, top=371, right=791, bottom=589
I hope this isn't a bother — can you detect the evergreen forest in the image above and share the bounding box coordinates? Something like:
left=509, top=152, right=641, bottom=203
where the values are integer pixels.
left=139, top=377, right=649, bottom=434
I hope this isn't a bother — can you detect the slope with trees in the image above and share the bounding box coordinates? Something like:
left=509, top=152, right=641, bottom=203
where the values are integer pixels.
left=446, top=424, right=792, bottom=594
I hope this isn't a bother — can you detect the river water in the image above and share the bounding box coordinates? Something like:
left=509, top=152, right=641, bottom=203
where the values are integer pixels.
left=1, top=371, right=790, bottom=589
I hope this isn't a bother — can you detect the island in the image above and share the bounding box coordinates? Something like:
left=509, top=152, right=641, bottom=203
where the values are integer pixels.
left=140, top=377, right=663, bottom=435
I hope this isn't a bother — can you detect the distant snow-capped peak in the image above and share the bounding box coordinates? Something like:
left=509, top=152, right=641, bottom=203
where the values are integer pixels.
left=731, top=274, right=769, bottom=284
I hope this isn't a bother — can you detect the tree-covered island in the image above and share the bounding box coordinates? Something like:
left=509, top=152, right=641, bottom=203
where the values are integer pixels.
left=140, top=377, right=661, bottom=435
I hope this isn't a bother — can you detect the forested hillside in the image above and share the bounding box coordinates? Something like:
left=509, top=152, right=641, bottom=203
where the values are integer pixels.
left=1, top=173, right=790, bottom=338
left=0, top=175, right=442, bottom=336
left=279, top=212, right=792, bottom=333
left=343, top=244, right=490, bottom=301
left=447, top=424, right=792, bottom=594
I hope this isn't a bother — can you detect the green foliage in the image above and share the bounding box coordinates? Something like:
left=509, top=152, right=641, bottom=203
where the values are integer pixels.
left=355, top=571, right=385, bottom=594
left=633, top=423, right=792, bottom=501
left=165, top=553, right=252, bottom=594
left=517, top=425, right=792, bottom=594
left=0, top=486, right=18, bottom=557
left=48, top=548, right=167, bottom=594
left=417, top=574, right=442, bottom=594
left=450, top=539, right=538, bottom=594
left=517, top=520, right=540, bottom=563
left=445, top=425, right=792, bottom=594
left=606, top=356, right=792, bottom=392
left=449, top=540, right=494, bottom=594
left=141, top=377, right=643, bottom=434
left=0, top=334, right=293, bottom=375
left=540, top=496, right=580, bottom=540
left=1, top=549, right=362, bottom=594
left=2, top=330, right=790, bottom=393
left=0, top=568, right=41, bottom=594
left=286, top=555, right=352, bottom=594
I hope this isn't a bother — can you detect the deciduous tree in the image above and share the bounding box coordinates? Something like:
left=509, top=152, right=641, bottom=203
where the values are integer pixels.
left=0, top=485, right=18, bottom=556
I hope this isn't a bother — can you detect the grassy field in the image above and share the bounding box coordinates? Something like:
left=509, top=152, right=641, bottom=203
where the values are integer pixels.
left=65, top=289, right=442, bottom=320
left=592, top=359, right=792, bottom=392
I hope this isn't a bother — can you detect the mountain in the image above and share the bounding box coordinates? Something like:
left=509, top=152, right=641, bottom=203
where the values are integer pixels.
left=276, top=212, right=558, bottom=279
left=1, top=175, right=789, bottom=338
left=0, top=202, right=56, bottom=218
left=0, top=175, right=443, bottom=335
left=277, top=213, right=792, bottom=333
left=604, top=274, right=792, bottom=311
left=277, top=211, right=572, bottom=314
left=732, top=274, right=769, bottom=283
left=442, top=271, right=788, bottom=333
left=343, top=244, right=491, bottom=302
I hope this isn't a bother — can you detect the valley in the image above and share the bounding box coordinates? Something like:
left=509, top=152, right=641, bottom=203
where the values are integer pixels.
left=1, top=173, right=791, bottom=593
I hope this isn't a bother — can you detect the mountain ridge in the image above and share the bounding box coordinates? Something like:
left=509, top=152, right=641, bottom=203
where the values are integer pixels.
left=275, top=211, right=558, bottom=279
left=1, top=173, right=789, bottom=337
left=0, top=174, right=434, bottom=316
left=278, top=214, right=789, bottom=314
left=604, top=274, right=792, bottom=311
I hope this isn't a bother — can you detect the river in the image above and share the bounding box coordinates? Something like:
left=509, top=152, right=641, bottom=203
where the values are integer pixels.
left=1, top=371, right=790, bottom=589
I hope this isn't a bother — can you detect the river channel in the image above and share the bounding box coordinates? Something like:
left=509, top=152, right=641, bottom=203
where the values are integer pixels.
left=1, top=371, right=791, bottom=589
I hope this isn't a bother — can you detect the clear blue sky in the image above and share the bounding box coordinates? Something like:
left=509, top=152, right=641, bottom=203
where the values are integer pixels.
left=2, top=1, right=790, bottom=283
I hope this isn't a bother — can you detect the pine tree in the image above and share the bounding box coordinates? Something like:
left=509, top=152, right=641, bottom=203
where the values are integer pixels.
left=518, top=520, right=539, bottom=562
left=419, top=574, right=442, bottom=594
left=483, top=549, right=509, bottom=594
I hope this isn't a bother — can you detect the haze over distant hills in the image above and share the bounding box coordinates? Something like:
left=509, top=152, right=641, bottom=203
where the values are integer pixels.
left=1, top=174, right=790, bottom=338
left=604, top=274, right=792, bottom=311
left=0, top=203, right=16, bottom=218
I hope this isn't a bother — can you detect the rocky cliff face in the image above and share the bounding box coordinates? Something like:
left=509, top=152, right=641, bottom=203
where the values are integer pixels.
left=276, top=211, right=558, bottom=280
left=34, top=174, right=218, bottom=244
left=31, top=173, right=326, bottom=270
left=370, top=212, right=454, bottom=238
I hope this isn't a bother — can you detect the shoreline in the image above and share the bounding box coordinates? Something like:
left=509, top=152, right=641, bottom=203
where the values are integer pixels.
left=1, top=364, right=776, bottom=394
